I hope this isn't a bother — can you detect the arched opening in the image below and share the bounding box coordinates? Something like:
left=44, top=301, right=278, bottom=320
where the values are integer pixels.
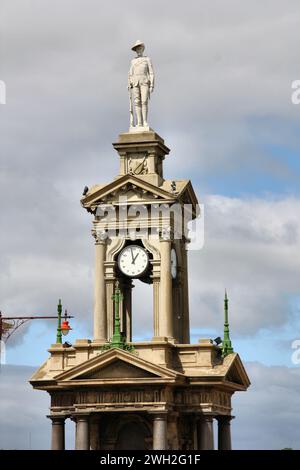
left=115, top=420, right=149, bottom=450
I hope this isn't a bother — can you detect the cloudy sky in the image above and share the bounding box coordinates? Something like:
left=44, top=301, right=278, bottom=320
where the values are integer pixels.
left=0, top=0, right=300, bottom=449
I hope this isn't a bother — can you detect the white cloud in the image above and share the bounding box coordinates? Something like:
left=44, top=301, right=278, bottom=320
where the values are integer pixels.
left=233, top=362, right=300, bottom=449
left=0, top=365, right=50, bottom=449
left=189, top=195, right=300, bottom=335
left=0, top=365, right=76, bottom=449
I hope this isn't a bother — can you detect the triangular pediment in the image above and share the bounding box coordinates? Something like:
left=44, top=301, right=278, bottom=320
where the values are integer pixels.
left=81, top=174, right=176, bottom=210
left=223, top=353, right=251, bottom=390
left=54, top=347, right=184, bottom=386
left=80, top=359, right=157, bottom=379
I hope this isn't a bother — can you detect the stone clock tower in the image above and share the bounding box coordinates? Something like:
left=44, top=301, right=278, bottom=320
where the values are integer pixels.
left=84, top=130, right=195, bottom=347
left=30, top=42, right=250, bottom=451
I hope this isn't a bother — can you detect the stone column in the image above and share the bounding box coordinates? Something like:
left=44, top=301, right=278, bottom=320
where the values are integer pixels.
left=90, top=416, right=101, bottom=450
left=93, top=237, right=107, bottom=341
left=197, top=415, right=214, bottom=450
left=48, top=415, right=65, bottom=450
left=168, top=413, right=179, bottom=449
left=153, top=414, right=168, bottom=450
left=181, top=243, right=190, bottom=344
left=159, top=237, right=173, bottom=339
left=191, top=415, right=198, bottom=450
left=153, top=278, right=160, bottom=337
left=217, top=416, right=232, bottom=450
left=75, top=415, right=90, bottom=450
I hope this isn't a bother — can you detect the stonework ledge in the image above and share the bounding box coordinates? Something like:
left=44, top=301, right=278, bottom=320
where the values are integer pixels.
left=31, top=338, right=250, bottom=394
left=115, top=129, right=167, bottom=145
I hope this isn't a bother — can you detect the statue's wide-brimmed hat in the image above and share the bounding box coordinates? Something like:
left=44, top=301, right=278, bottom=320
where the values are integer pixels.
left=131, top=40, right=145, bottom=51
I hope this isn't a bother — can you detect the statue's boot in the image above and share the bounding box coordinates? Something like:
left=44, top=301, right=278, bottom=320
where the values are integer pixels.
left=142, top=105, right=148, bottom=127
left=136, top=106, right=143, bottom=126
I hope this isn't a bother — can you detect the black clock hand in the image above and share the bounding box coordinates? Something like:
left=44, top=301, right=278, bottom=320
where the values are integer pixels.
left=130, top=248, right=135, bottom=264
left=133, top=252, right=140, bottom=263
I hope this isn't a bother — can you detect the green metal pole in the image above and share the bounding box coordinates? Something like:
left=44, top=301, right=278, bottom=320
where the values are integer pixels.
left=101, top=281, right=134, bottom=352
left=111, top=282, right=124, bottom=348
left=222, top=290, right=234, bottom=357
left=56, top=299, right=62, bottom=344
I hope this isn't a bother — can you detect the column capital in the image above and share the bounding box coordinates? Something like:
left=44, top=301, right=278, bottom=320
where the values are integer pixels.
left=198, top=414, right=214, bottom=423
left=150, top=412, right=168, bottom=420
left=159, top=226, right=173, bottom=241
left=92, top=229, right=108, bottom=244
left=47, top=414, right=66, bottom=423
left=216, top=415, right=234, bottom=423
left=72, top=413, right=90, bottom=421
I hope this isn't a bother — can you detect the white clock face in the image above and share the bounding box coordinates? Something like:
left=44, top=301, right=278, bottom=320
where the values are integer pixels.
left=118, top=245, right=149, bottom=277
left=171, top=248, right=177, bottom=279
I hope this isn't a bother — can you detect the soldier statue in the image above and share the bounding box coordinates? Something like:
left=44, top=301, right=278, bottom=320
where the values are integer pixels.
left=128, top=40, right=154, bottom=129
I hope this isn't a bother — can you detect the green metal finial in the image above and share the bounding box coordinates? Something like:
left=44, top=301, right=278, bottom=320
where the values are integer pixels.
left=56, top=299, right=62, bottom=344
left=110, top=281, right=124, bottom=348
left=102, top=281, right=134, bottom=352
left=222, top=289, right=234, bottom=357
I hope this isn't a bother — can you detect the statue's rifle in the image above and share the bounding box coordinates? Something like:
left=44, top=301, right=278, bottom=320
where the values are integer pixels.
left=129, top=85, right=134, bottom=127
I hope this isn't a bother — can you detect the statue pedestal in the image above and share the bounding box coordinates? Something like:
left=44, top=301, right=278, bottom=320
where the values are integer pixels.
left=113, top=129, right=170, bottom=187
